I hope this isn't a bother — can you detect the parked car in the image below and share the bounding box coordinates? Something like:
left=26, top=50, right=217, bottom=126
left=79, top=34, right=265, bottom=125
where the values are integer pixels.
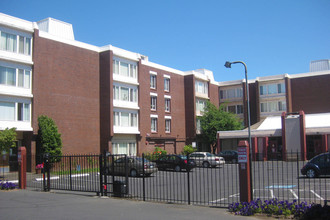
left=189, top=152, right=225, bottom=168
left=301, top=152, right=330, bottom=178
left=107, top=156, right=158, bottom=177
left=217, top=150, right=238, bottom=163
left=155, top=155, right=196, bottom=172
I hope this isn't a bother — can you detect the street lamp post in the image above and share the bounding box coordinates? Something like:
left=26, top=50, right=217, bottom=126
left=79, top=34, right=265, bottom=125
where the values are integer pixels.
left=225, top=61, right=253, bottom=200
left=224, top=61, right=252, bottom=154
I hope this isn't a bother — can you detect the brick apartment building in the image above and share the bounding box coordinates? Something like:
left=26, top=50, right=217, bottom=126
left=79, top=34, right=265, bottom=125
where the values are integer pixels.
left=0, top=13, right=329, bottom=170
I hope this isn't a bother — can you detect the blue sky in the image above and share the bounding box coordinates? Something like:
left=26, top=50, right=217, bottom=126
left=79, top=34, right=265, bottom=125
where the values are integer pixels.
left=1, top=0, right=329, bottom=82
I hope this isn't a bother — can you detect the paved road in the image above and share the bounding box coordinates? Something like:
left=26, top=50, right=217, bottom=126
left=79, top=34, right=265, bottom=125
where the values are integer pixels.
left=0, top=189, right=263, bottom=220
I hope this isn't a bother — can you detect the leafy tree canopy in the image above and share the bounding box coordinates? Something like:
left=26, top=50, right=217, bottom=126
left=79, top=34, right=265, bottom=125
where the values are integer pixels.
left=199, top=101, right=243, bottom=152
left=0, top=128, right=17, bottom=154
left=37, top=115, right=62, bottom=160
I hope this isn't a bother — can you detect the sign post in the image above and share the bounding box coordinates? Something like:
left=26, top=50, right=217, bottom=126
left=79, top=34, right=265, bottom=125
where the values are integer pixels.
left=238, top=140, right=252, bottom=203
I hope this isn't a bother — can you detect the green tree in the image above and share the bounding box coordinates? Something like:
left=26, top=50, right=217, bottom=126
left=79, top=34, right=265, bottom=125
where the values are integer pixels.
left=199, top=101, right=243, bottom=153
left=37, top=115, right=62, bottom=161
left=0, top=128, right=17, bottom=154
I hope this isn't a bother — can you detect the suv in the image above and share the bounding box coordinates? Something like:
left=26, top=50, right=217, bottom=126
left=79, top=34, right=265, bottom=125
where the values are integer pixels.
left=189, top=152, right=225, bottom=168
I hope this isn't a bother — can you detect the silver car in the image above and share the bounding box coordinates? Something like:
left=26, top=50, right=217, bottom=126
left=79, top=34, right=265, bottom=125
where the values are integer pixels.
left=189, top=152, right=225, bottom=168
left=107, top=156, right=158, bottom=177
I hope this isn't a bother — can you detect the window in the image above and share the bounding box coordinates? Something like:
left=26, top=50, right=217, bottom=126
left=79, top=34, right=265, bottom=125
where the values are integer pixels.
left=260, top=101, right=287, bottom=113
left=196, top=118, right=201, bottom=134
left=0, top=66, right=31, bottom=88
left=165, top=98, right=171, bottom=112
left=195, top=80, right=208, bottom=95
left=113, top=85, right=138, bottom=103
left=228, top=106, right=236, bottom=114
left=151, top=118, right=157, bottom=132
left=1, top=32, right=17, bottom=52
left=220, top=88, right=243, bottom=99
left=0, top=101, right=30, bottom=121
left=260, top=83, right=285, bottom=95
left=237, top=105, right=244, bottom=114
left=112, top=142, right=136, bottom=156
left=1, top=31, right=31, bottom=55
left=226, top=105, right=244, bottom=114
left=150, top=74, right=156, bottom=89
left=164, top=78, right=170, bottom=91
left=196, top=99, right=206, bottom=115
left=0, top=102, right=15, bottom=120
left=113, top=59, right=137, bottom=78
left=165, top=119, right=171, bottom=133
left=151, top=96, right=157, bottom=110
left=113, top=111, right=138, bottom=127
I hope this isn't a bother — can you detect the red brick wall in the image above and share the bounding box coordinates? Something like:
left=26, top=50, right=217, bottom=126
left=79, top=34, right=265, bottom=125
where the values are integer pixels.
left=209, top=83, right=219, bottom=107
left=32, top=30, right=100, bottom=154
left=291, top=74, right=330, bottom=113
left=138, top=63, right=186, bottom=154
left=184, top=75, right=196, bottom=143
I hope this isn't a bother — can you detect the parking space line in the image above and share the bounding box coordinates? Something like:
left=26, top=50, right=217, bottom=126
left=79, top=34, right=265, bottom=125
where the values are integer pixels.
left=290, top=189, right=298, bottom=199
left=311, top=190, right=324, bottom=200
left=210, top=198, right=227, bottom=203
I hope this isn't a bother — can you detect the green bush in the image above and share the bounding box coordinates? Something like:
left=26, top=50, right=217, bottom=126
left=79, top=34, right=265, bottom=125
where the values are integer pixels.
left=181, top=145, right=196, bottom=155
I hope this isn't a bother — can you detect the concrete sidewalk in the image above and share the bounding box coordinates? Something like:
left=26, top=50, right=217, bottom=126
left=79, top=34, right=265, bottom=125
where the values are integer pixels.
left=0, top=189, right=265, bottom=220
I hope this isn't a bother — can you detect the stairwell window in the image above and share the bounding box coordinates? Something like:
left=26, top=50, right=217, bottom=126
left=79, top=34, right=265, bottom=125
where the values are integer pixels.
left=113, top=59, right=137, bottom=79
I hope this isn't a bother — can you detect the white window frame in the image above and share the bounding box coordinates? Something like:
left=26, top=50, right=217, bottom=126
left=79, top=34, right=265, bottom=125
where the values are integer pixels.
left=165, top=98, right=171, bottom=112
left=113, top=111, right=138, bottom=127
left=164, top=78, right=170, bottom=92
left=0, top=100, right=31, bottom=122
left=150, top=74, right=157, bottom=89
left=113, top=84, right=138, bottom=103
left=112, top=58, right=137, bottom=79
left=0, top=63, right=32, bottom=89
left=195, top=80, right=208, bottom=95
left=0, top=29, right=32, bottom=55
left=220, top=87, right=243, bottom=99
left=151, top=96, right=157, bottom=110
left=165, top=119, right=171, bottom=133
left=260, top=83, right=286, bottom=96
left=151, top=117, right=158, bottom=133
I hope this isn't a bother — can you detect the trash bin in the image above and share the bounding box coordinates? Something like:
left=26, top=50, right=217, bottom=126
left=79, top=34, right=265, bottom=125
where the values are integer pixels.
left=113, top=181, right=127, bottom=197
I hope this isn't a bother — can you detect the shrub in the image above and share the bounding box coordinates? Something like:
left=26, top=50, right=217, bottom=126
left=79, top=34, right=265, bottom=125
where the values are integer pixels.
left=299, top=204, right=330, bottom=220
left=0, top=181, right=17, bottom=190
left=143, top=147, right=167, bottom=161
left=228, top=198, right=312, bottom=218
left=181, top=145, right=196, bottom=156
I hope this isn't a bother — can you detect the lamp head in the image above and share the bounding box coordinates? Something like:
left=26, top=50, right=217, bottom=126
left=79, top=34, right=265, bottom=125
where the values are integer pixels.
left=224, top=61, right=232, bottom=68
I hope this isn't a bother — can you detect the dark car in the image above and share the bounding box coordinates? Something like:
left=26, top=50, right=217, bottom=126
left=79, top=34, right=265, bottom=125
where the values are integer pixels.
left=217, top=150, right=238, bottom=163
left=301, top=152, right=330, bottom=178
left=155, top=155, right=196, bottom=172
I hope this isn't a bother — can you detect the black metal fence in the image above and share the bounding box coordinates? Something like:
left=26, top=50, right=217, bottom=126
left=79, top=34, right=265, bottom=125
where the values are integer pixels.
left=24, top=151, right=329, bottom=207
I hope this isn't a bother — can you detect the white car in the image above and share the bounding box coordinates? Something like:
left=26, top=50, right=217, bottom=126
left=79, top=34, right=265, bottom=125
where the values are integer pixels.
left=189, top=152, right=225, bottom=168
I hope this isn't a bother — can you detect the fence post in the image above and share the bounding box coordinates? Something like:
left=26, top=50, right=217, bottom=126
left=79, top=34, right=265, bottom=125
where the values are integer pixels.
left=69, top=156, right=72, bottom=191
left=103, top=151, right=108, bottom=196
left=142, top=153, right=146, bottom=201
left=238, top=140, right=252, bottom=203
left=99, top=154, right=103, bottom=196
left=187, top=154, right=191, bottom=205
left=43, top=153, right=50, bottom=191
left=297, top=151, right=300, bottom=204
left=18, top=146, right=26, bottom=189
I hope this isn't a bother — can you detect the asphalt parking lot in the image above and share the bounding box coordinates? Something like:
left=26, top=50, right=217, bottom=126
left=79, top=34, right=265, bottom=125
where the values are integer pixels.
left=22, top=162, right=330, bottom=206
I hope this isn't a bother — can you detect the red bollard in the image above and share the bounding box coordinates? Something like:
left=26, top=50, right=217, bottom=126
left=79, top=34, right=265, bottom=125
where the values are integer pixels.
left=238, top=141, right=252, bottom=203
left=18, top=147, right=26, bottom=189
